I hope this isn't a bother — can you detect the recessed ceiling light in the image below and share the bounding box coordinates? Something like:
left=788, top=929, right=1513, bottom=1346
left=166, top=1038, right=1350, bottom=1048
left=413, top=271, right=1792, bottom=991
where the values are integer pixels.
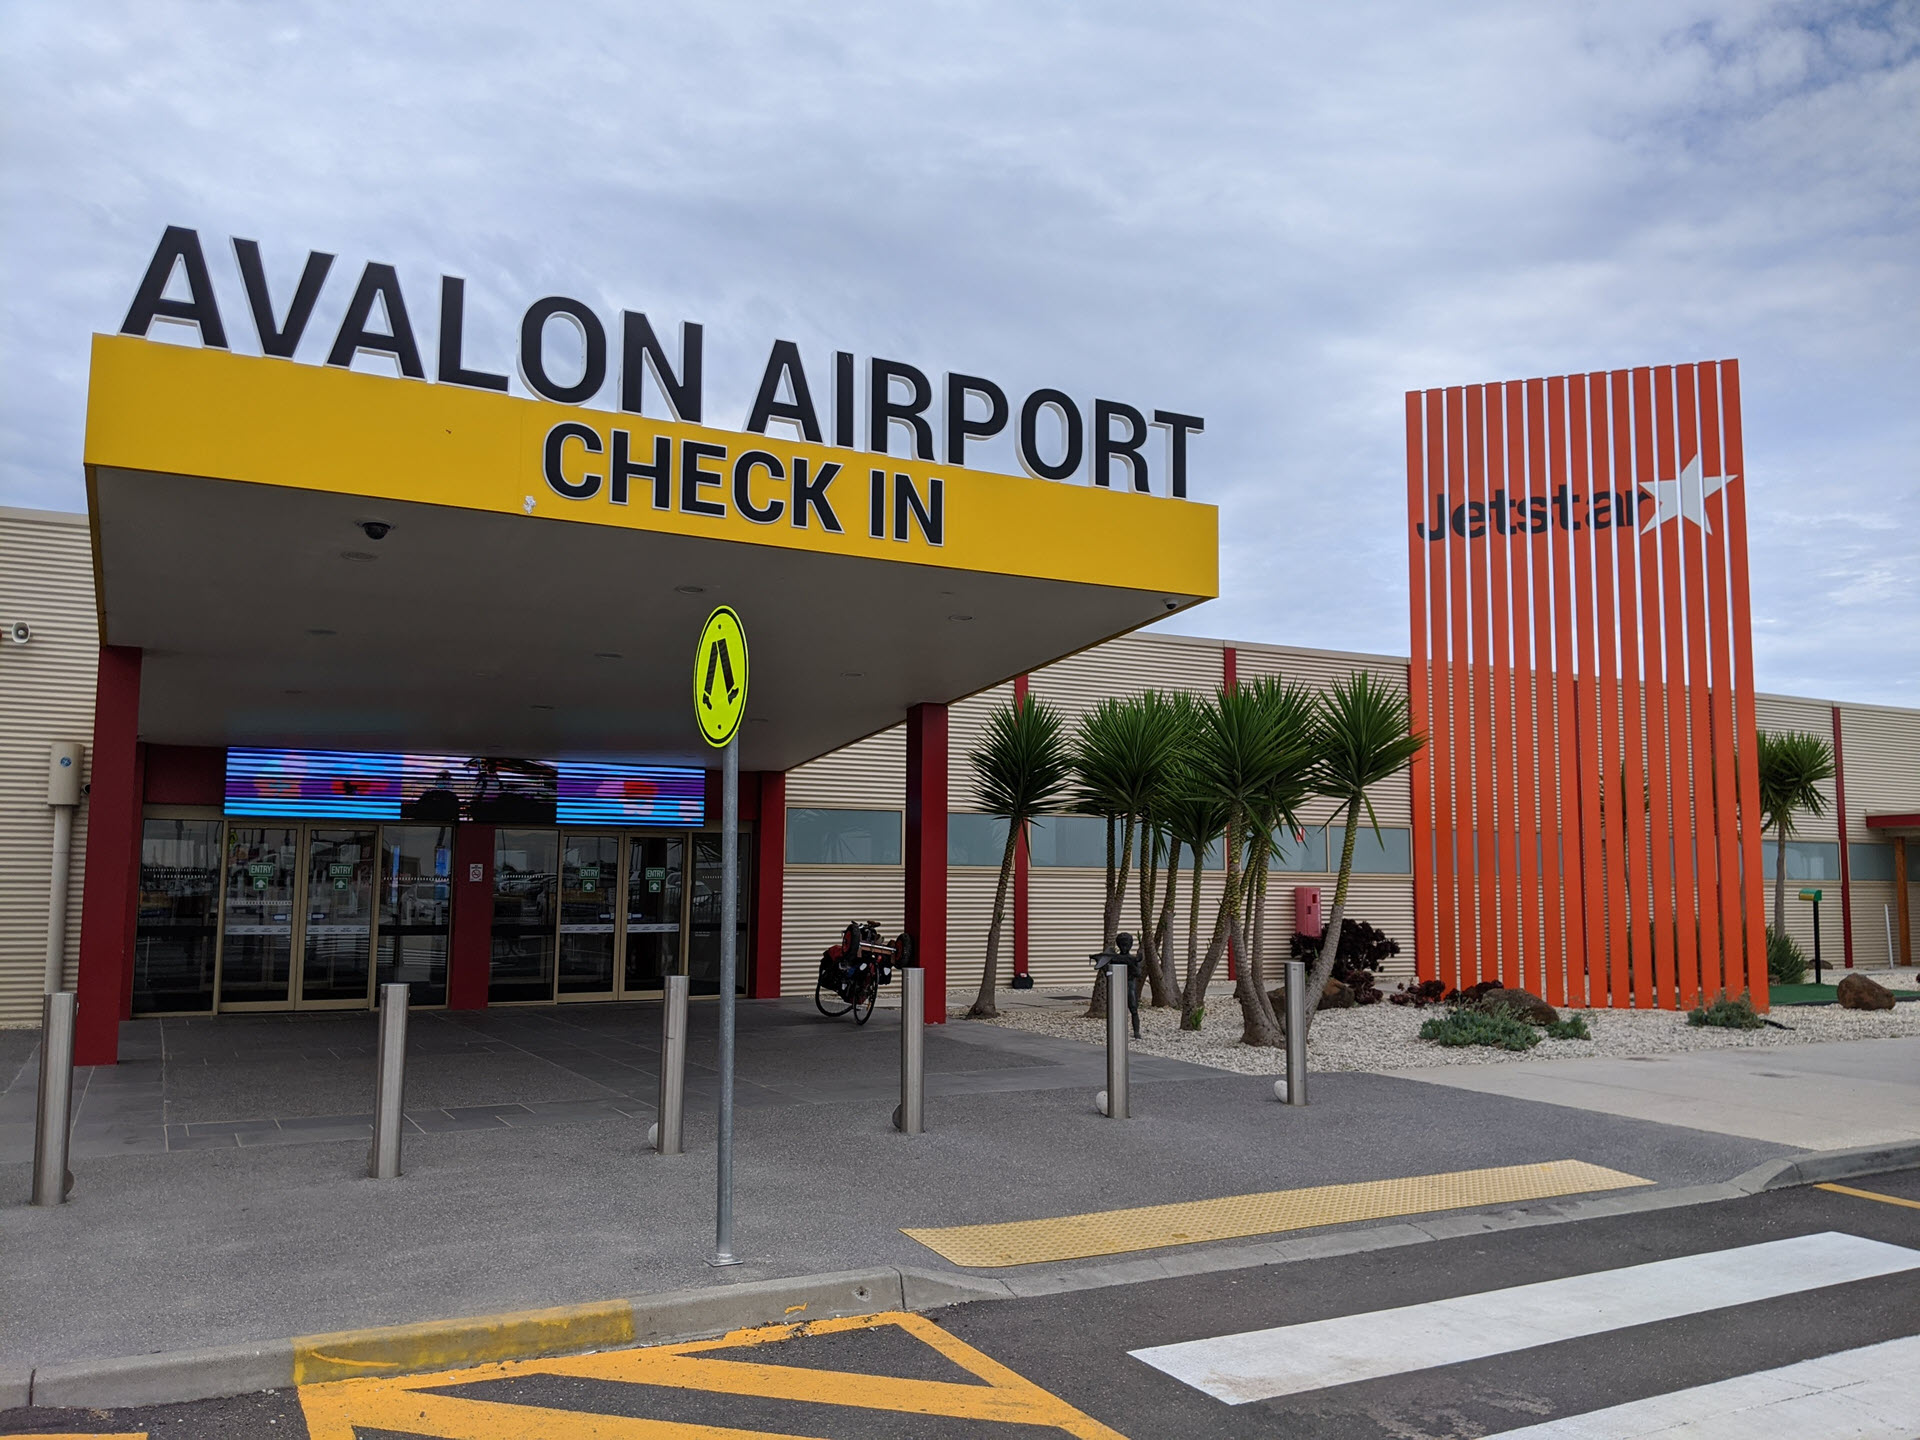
left=340, top=550, right=378, bottom=562
left=674, top=584, right=706, bottom=595
left=531, top=703, right=554, bottom=711
left=841, top=671, right=864, bottom=678
left=947, top=614, right=974, bottom=622
left=748, top=716, right=769, bottom=724
left=283, top=688, right=305, bottom=696
left=306, top=628, right=337, bottom=637
left=593, top=651, right=622, bottom=660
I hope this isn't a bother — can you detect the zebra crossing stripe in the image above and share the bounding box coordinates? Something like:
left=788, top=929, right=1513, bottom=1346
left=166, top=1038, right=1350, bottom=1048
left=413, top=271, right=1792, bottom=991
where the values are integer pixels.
left=1479, top=1332, right=1920, bottom=1438
left=1129, top=1231, right=1920, bottom=1404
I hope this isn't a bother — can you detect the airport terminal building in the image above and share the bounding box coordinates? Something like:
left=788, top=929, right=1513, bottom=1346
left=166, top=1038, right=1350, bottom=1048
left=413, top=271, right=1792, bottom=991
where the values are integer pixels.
left=3, top=239, right=1917, bottom=1055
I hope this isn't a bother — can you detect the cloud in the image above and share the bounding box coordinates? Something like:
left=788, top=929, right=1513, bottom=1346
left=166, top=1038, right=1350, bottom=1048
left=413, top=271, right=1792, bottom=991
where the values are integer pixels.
left=2, top=0, right=1914, bottom=702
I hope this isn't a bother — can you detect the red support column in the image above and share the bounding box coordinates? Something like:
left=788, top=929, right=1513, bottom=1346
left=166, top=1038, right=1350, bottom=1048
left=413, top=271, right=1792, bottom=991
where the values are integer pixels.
left=1222, top=646, right=1238, bottom=981
left=1832, top=706, right=1854, bottom=968
left=448, top=822, right=495, bottom=1009
left=906, top=702, right=948, bottom=1023
left=1011, top=676, right=1031, bottom=983
left=751, top=772, right=786, bottom=997
left=76, top=645, right=143, bottom=1066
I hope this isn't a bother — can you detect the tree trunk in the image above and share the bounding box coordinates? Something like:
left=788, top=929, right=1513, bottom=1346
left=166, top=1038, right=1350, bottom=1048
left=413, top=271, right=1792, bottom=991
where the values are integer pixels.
left=1138, top=825, right=1174, bottom=1007
left=1236, top=856, right=1282, bottom=1052
left=1182, top=900, right=1233, bottom=1029
left=969, top=827, right=1020, bottom=1018
left=1152, top=838, right=1180, bottom=1005
left=1235, top=847, right=1283, bottom=1046
left=1303, top=796, right=1362, bottom=1044
left=1086, top=813, right=1122, bottom=1019
left=1183, top=844, right=1204, bottom=996
left=1771, top=822, right=1788, bottom=937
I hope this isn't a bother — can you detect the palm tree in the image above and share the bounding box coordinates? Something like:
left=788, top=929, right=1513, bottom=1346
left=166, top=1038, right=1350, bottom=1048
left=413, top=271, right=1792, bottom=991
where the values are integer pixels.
left=1232, top=679, right=1321, bottom=1045
left=1181, top=681, right=1318, bottom=1037
left=1304, top=672, right=1425, bottom=1040
left=1756, top=728, right=1834, bottom=937
left=968, top=695, right=1072, bottom=1019
left=1162, top=787, right=1230, bottom=1028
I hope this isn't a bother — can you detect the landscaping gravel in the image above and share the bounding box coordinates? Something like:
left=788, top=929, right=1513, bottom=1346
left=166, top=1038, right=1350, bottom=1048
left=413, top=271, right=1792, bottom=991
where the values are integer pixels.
left=950, top=978, right=1920, bottom=1076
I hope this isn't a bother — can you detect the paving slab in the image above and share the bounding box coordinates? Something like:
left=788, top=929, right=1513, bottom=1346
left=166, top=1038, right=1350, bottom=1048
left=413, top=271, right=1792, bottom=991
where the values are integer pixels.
left=1383, top=1034, right=1920, bottom=1148
left=0, top=998, right=1802, bottom=1374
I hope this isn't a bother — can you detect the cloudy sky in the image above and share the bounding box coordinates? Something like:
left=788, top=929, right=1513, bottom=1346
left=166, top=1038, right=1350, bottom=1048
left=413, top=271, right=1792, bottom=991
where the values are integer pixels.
left=3, top=2, right=1915, bottom=705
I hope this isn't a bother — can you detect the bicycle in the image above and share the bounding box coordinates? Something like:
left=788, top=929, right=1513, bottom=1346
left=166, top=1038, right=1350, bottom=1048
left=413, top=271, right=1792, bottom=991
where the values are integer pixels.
left=815, top=920, right=914, bottom=1025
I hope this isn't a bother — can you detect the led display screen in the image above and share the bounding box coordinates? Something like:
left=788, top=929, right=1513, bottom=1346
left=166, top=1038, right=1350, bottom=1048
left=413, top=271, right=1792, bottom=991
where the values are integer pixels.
left=225, top=748, right=704, bottom=826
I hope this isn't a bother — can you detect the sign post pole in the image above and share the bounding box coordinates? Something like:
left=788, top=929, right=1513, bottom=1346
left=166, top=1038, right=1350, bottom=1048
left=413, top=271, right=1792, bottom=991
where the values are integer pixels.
left=694, top=605, right=749, bottom=1269
left=713, top=730, right=741, bottom=1266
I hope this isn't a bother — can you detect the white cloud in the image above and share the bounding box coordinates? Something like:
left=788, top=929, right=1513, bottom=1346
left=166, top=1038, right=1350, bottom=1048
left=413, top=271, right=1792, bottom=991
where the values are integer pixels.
left=1, top=0, right=1913, bottom=702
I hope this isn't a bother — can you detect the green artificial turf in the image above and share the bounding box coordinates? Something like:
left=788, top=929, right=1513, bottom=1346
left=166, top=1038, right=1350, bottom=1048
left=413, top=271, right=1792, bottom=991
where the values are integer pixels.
left=1767, top=979, right=1920, bottom=1006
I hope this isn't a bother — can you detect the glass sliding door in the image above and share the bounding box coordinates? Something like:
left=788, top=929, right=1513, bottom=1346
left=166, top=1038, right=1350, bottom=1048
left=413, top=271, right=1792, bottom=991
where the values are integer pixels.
left=687, top=831, right=751, bottom=996
left=134, top=818, right=223, bottom=1013
left=377, top=825, right=451, bottom=1005
left=219, top=825, right=298, bottom=1006
left=490, top=828, right=558, bottom=1002
left=301, top=828, right=377, bottom=1004
left=623, top=834, right=685, bottom=994
left=558, top=833, right=620, bottom=996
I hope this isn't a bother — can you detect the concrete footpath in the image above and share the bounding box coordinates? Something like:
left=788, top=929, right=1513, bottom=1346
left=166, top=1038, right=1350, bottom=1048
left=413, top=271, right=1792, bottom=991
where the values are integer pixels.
left=0, top=998, right=1909, bottom=1400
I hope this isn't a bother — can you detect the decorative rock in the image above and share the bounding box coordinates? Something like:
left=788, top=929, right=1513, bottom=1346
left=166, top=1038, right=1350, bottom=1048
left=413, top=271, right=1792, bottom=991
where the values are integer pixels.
left=1478, top=987, right=1559, bottom=1026
left=1272, top=1078, right=1289, bottom=1102
left=1837, top=973, right=1896, bottom=1011
left=1320, top=977, right=1356, bottom=1009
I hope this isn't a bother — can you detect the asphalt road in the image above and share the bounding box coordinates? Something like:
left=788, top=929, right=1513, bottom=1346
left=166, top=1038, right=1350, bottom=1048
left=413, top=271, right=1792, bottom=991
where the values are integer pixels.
left=6, top=1169, right=1918, bottom=1439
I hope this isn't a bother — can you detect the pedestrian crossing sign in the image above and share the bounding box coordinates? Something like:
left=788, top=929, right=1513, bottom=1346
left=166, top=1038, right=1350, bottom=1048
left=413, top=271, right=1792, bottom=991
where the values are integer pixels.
left=694, top=605, right=748, bottom=748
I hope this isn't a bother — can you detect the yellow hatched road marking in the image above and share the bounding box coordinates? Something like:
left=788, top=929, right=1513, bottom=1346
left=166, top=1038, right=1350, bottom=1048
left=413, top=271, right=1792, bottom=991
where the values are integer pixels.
left=297, top=1310, right=1125, bottom=1439
left=1817, top=1182, right=1920, bottom=1211
left=902, top=1158, right=1653, bottom=1267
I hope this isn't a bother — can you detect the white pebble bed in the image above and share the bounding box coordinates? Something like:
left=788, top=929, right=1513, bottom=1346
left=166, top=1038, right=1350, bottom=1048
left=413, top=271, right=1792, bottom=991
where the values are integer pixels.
left=950, top=974, right=1920, bottom=1075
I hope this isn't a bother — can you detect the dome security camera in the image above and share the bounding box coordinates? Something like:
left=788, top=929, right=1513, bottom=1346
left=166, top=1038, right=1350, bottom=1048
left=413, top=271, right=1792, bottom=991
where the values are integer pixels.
left=8, top=621, right=30, bottom=645
left=359, top=521, right=392, bottom=541
left=1164, top=599, right=1179, bottom=612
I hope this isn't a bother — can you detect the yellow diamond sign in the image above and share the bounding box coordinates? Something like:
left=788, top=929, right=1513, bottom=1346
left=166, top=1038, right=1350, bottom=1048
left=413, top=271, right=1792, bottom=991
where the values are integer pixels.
left=694, top=605, right=748, bottom=748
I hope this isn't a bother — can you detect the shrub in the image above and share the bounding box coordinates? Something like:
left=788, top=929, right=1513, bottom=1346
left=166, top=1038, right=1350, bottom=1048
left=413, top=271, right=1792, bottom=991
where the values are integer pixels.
left=1687, top=990, right=1764, bottom=1030
left=1765, top=926, right=1807, bottom=986
left=1418, top=1008, right=1540, bottom=1051
left=1545, top=1014, right=1592, bottom=1041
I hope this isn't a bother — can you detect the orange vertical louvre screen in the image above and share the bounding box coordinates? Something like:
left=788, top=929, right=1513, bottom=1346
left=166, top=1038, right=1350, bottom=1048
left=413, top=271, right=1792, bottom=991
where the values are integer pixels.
left=1404, top=362, right=1766, bottom=1010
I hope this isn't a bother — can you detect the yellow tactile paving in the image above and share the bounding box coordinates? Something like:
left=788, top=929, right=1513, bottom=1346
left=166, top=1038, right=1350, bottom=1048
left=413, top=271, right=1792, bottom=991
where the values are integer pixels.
left=297, top=1310, right=1125, bottom=1439
left=902, top=1159, right=1653, bottom=1267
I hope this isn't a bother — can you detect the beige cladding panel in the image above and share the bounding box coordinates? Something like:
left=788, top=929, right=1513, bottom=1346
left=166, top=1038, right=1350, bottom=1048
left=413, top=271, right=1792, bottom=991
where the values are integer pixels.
left=784, top=726, right=906, bottom=808
left=1846, top=881, right=1914, bottom=969
left=1837, top=703, right=1920, bottom=843
left=0, top=508, right=99, bottom=1025
left=1028, top=631, right=1224, bottom=723
left=1237, top=643, right=1415, bottom=828
left=779, top=868, right=904, bottom=995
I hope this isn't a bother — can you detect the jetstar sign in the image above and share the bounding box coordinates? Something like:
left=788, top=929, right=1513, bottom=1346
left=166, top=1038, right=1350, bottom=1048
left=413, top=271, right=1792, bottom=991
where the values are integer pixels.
left=1414, top=455, right=1740, bottom=540
left=116, top=225, right=1207, bottom=503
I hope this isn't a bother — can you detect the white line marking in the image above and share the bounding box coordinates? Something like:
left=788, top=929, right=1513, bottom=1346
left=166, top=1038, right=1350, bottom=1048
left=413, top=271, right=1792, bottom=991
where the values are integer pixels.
left=1129, top=1232, right=1920, bottom=1405
left=1482, top=1333, right=1920, bottom=1438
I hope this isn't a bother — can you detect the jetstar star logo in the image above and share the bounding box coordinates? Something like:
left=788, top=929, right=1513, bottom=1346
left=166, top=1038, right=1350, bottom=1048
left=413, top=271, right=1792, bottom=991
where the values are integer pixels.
left=1413, top=454, right=1739, bottom=543
left=1639, top=454, right=1737, bottom=535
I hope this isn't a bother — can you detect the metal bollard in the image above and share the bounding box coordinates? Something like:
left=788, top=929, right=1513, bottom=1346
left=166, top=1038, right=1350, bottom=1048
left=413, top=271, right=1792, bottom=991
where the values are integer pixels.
left=32, top=991, right=76, bottom=1206
left=896, top=966, right=925, bottom=1134
left=1283, top=960, right=1309, bottom=1106
left=369, top=983, right=409, bottom=1179
left=1104, top=961, right=1131, bottom=1119
left=652, top=973, right=688, bottom=1154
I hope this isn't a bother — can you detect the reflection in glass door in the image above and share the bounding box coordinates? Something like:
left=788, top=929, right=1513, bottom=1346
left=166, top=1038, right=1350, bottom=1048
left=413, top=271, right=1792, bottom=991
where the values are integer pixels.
left=220, top=825, right=298, bottom=1005
left=490, top=829, right=558, bottom=1002
left=624, top=835, right=685, bottom=994
left=134, top=818, right=223, bottom=1013
left=688, top=832, right=751, bottom=997
left=378, top=825, right=451, bottom=1004
left=303, top=829, right=376, bottom=1004
left=558, top=834, right=620, bottom=995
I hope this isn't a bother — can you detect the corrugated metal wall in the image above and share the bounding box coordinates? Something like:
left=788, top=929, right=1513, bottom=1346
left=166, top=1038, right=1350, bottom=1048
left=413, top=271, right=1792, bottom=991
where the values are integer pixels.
left=778, top=632, right=1422, bottom=994
left=1837, top=701, right=1920, bottom=967
left=0, top=508, right=98, bottom=1025
left=1753, top=692, right=1844, bottom=959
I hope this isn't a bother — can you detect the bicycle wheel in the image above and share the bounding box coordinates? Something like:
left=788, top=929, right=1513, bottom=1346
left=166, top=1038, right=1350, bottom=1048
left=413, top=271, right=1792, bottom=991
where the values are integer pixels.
left=852, top=976, right=878, bottom=1025
left=815, top=978, right=853, bottom=1017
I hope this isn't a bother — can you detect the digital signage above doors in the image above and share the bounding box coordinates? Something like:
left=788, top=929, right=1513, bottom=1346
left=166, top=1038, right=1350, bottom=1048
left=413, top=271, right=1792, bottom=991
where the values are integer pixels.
left=224, top=748, right=705, bottom=827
